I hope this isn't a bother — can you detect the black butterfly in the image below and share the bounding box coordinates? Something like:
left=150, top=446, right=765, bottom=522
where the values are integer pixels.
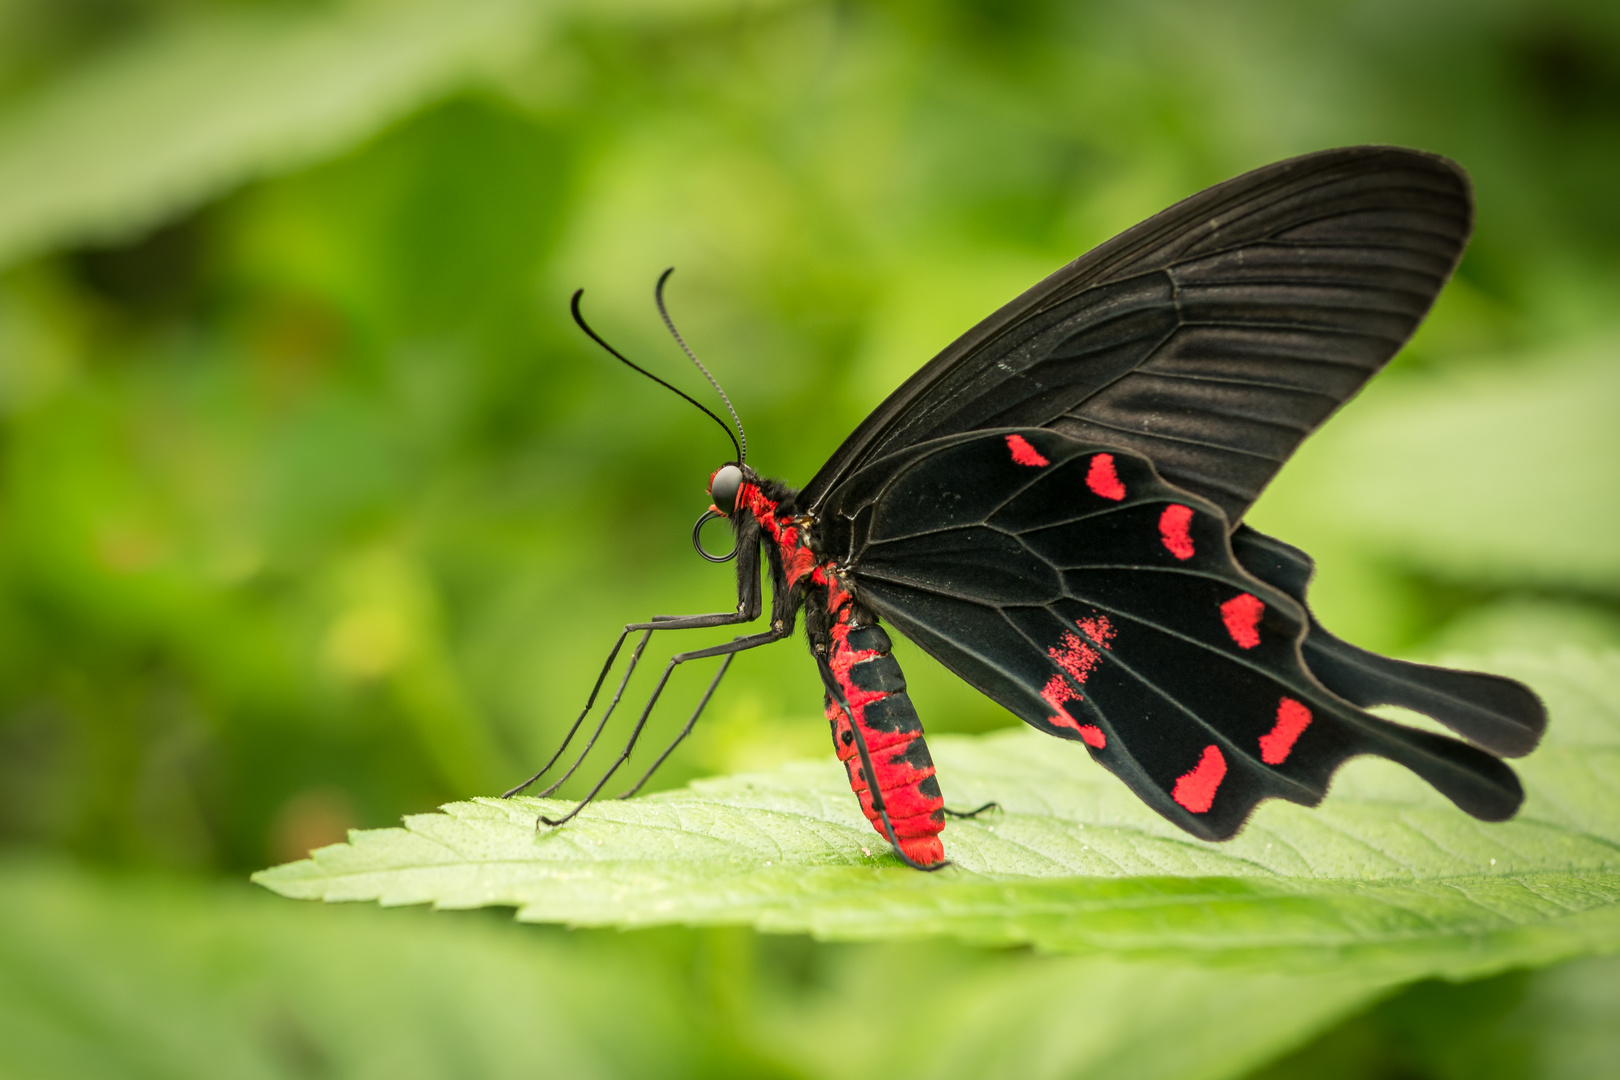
left=506, top=145, right=1546, bottom=870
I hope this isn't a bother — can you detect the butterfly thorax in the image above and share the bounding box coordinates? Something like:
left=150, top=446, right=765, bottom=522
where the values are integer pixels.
left=735, top=477, right=818, bottom=588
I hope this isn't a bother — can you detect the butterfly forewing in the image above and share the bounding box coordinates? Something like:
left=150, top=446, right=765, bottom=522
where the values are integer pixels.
left=802, top=147, right=1472, bottom=523
left=827, top=428, right=1521, bottom=839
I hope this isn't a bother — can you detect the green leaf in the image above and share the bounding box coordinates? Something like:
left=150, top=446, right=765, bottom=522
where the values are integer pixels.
left=0, top=0, right=550, bottom=269
left=257, top=650, right=1620, bottom=979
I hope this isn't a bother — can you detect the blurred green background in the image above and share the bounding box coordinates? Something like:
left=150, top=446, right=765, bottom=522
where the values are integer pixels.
left=0, top=0, right=1618, bottom=1076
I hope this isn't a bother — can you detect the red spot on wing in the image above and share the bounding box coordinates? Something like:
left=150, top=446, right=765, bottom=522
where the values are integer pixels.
left=1172, top=745, right=1227, bottom=813
left=1158, top=504, right=1195, bottom=560
left=1049, top=631, right=1101, bottom=684
left=1075, top=614, right=1116, bottom=648
left=1220, top=593, right=1265, bottom=649
left=1006, top=434, right=1049, bottom=467
left=1041, top=673, right=1079, bottom=712
left=1086, top=453, right=1126, bottom=501
left=1039, top=675, right=1107, bottom=747
left=1259, top=697, right=1312, bottom=765
left=1042, top=614, right=1115, bottom=747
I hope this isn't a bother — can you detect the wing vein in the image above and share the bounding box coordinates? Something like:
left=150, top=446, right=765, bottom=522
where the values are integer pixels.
left=1061, top=415, right=1290, bottom=462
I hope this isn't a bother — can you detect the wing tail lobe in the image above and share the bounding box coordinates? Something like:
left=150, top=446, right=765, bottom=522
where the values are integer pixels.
left=1353, top=714, right=1527, bottom=822
left=1231, top=525, right=1548, bottom=758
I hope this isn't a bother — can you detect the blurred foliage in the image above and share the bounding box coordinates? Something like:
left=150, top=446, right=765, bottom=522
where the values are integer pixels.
left=0, top=0, right=1617, bottom=1076
left=1252, top=956, right=1620, bottom=1080
left=1, top=859, right=1405, bottom=1080
left=0, top=861, right=748, bottom=1080
left=0, top=0, right=547, bottom=265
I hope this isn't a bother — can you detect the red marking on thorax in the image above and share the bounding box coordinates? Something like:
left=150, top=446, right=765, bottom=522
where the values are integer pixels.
left=1006, top=434, right=1049, bottom=467
left=1259, top=697, right=1312, bottom=765
left=1159, top=504, right=1195, bottom=560
left=1086, top=453, right=1126, bottom=501
left=1041, top=614, right=1114, bottom=747
left=1172, top=745, right=1226, bottom=813
left=738, top=482, right=818, bottom=586
left=1220, top=593, right=1265, bottom=649
left=811, top=565, right=852, bottom=615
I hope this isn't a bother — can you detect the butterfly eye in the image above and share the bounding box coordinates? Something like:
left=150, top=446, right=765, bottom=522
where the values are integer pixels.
left=709, top=464, right=744, bottom=515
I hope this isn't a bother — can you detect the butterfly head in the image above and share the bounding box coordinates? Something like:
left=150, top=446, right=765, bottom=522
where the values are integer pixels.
left=708, top=463, right=748, bottom=516
left=694, top=463, right=753, bottom=564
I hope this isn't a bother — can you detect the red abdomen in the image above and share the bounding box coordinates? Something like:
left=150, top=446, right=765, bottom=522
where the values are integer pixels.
left=824, top=619, right=945, bottom=866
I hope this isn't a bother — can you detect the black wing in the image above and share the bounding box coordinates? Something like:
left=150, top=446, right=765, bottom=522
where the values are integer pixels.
left=802, top=146, right=1472, bottom=523
left=1229, top=525, right=1546, bottom=758
left=823, top=429, right=1522, bottom=841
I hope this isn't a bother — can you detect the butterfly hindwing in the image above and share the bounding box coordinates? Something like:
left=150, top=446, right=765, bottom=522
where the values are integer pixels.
left=827, top=428, right=1522, bottom=839
left=1230, top=525, right=1547, bottom=758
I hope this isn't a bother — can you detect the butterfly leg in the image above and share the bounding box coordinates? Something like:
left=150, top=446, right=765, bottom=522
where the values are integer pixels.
left=538, top=625, right=792, bottom=827
left=506, top=608, right=767, bottom=800
left=942, top=803, right=999, bottom=819
left=502, top=624, right=654, bottom=799
left=505, top=522, right=768, bottom=799
left=502, top=590, right=768, bottom=798
left=615, top=651, right=734, bottom=799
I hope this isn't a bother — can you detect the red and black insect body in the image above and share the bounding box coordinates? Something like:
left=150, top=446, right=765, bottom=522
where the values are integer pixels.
left=506, top=146, right=1546, bottom=870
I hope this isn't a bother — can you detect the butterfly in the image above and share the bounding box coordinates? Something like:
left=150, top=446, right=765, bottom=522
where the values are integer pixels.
left=506, top=145, right=1546, bottom=869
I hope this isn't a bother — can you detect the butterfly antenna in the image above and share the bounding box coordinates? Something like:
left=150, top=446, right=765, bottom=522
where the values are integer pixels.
left=570, top=290, right=742, bottom=464
left=655, top=267, right=747, bottom=464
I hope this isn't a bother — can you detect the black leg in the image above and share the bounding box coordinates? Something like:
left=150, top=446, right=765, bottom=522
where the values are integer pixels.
left=641, top=608, right=758, bottom=630
left=816, top=655, right=949, bottom=873
left=527, top=629, right=668, bottom=799
left=501, top=607, right=760, bottom=800
left=538, top=626, right=791, bottom=828
left=617, top=652, right=735, bottom=799
left=943, top=802, right=999, bottom=819
left=502, top=627, right=650, bottom=798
